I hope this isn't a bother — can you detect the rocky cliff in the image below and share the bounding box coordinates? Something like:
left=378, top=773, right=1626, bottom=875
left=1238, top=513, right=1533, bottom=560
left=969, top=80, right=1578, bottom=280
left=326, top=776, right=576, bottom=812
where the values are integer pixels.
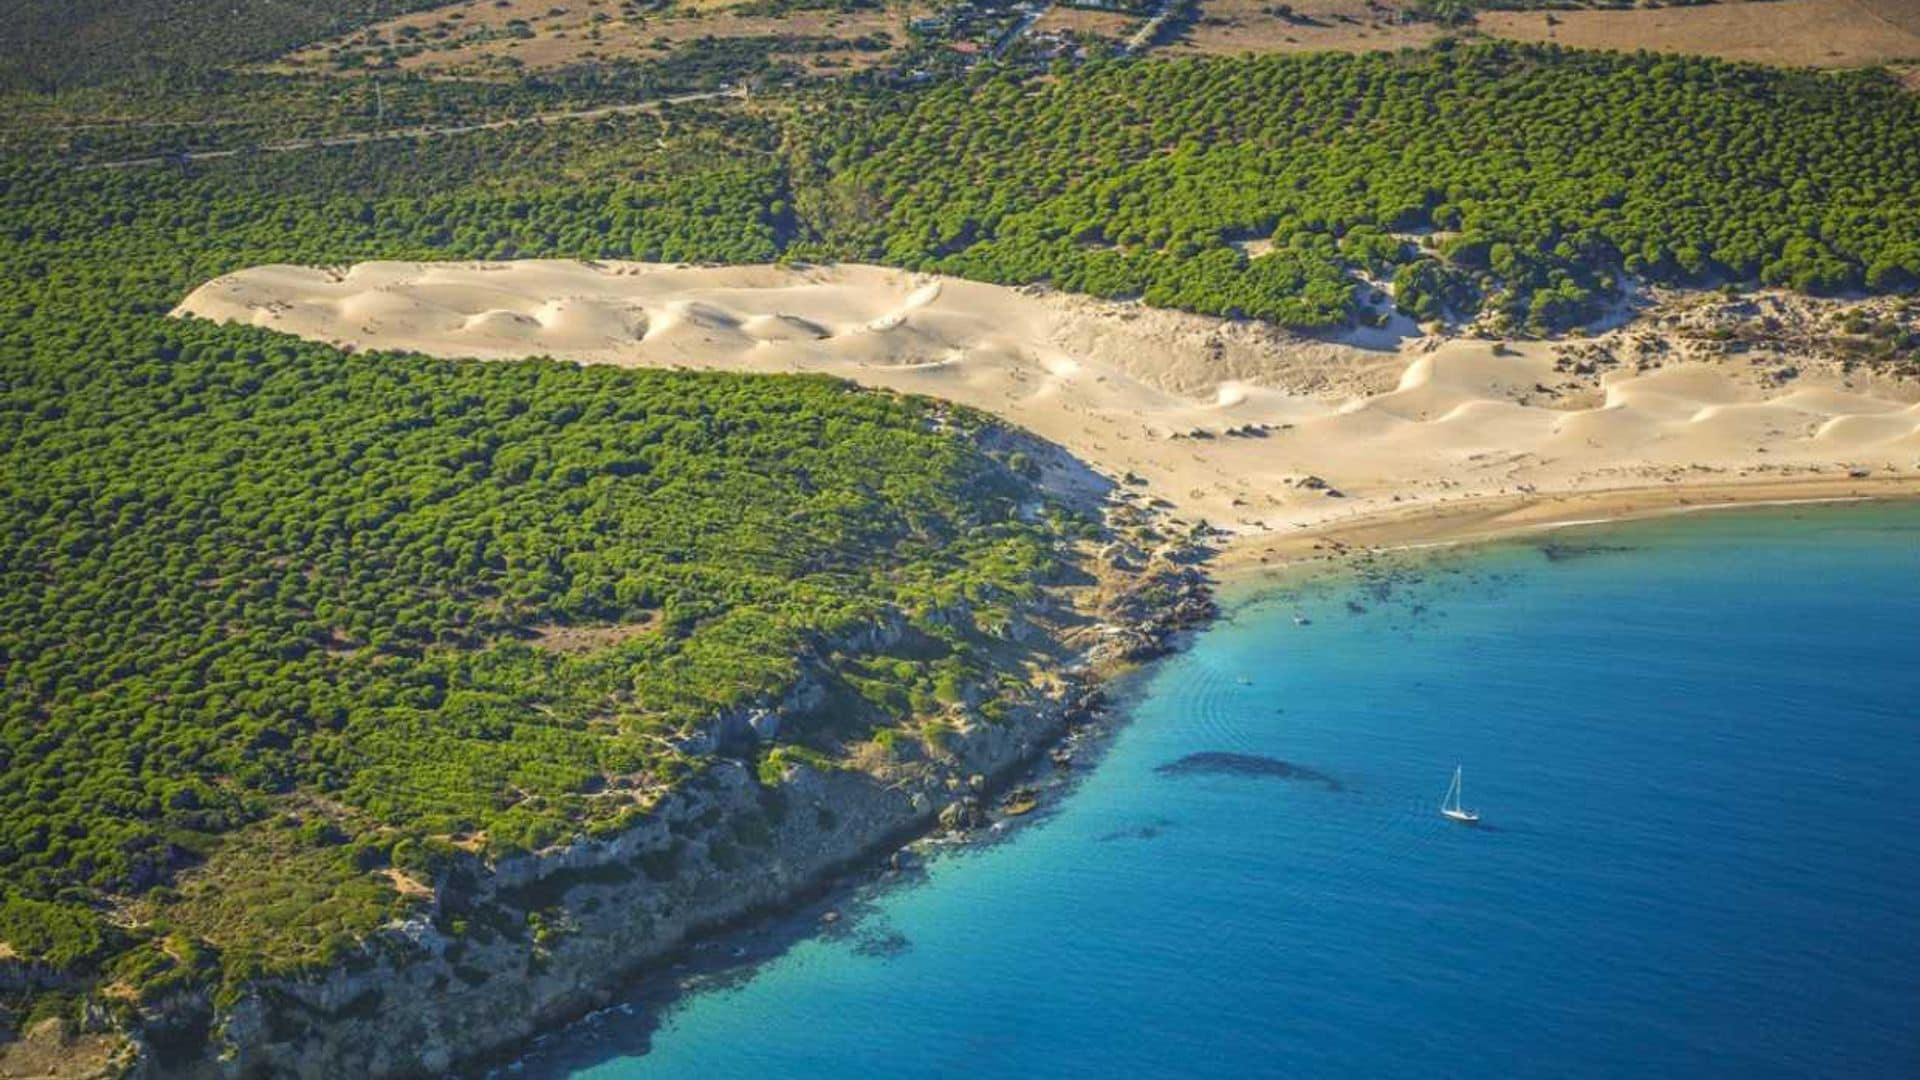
left=110, top=557, right=1212, bottom=1078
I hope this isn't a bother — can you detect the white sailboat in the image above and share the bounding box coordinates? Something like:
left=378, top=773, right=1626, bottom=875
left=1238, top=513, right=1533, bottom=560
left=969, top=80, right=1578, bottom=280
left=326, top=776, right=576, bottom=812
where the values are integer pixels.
left=1440, top=765, right=1480, bottom=824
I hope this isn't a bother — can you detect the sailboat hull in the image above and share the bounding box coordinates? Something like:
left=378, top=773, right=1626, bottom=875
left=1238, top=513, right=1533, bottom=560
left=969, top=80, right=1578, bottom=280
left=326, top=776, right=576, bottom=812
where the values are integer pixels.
left=1440, top=808, right=1480, bottom=824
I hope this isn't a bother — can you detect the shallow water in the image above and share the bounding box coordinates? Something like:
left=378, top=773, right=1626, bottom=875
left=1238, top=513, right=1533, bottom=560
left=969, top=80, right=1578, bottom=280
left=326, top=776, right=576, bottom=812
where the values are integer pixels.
left=515, top=503, right=1920, bottom=1078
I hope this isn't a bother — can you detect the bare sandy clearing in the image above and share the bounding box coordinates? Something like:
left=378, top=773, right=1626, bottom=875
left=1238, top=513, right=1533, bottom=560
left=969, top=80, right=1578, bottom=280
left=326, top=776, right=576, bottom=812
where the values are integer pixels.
left=1030, top=6, right=1145, bottom=45
left=1479, top=0, right=1920, bottom=69
left=1157, top=0, right=1920, bottom=67
left=1169, top=0, right=1444, bottom=57
left=279, top=0, right=922, bottom=77
left=175, top=260, right=1920, bottom=549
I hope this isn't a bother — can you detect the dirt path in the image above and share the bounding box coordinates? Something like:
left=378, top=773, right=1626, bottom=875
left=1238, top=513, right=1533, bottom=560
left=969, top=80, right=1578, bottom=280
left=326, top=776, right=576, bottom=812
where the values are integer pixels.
left=87, top=87, right=746, bottom=170
left=1853, top=0, right=1920, bottom=37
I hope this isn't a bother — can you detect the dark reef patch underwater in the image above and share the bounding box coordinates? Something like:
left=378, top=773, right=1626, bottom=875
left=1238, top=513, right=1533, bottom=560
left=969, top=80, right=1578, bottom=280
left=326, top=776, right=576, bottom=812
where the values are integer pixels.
left=1153, top=752, right=1345, bottom=791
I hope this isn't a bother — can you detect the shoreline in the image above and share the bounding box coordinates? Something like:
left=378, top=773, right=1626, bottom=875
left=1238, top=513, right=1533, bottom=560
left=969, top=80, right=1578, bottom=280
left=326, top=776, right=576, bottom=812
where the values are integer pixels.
left=488, top=671, right=1152, bottom=1078
left=92, top=490, right=1216, bottom=1078
left=1210, top=475, right=1920, bottom=580
left=439, top=513, right=1223, bottom=1077
left=447, top=567, right=1215, bottom=1078
left=486, top=481, right=1920, bottom=1076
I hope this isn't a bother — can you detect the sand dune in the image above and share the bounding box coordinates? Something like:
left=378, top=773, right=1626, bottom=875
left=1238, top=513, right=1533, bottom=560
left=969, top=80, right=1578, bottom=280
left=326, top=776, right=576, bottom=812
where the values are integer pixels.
left=174, top=260, right=1920, bottom=546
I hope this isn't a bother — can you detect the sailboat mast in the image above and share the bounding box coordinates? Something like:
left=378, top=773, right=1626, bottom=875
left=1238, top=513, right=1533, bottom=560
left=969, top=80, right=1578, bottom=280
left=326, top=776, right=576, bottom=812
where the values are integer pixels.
left=1440, top=765, right=1478, bottom=823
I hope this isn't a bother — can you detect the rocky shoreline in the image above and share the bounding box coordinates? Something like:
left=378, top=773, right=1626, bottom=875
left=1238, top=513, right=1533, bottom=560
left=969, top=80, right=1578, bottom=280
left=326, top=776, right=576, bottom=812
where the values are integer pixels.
left=100, top=515, right=1217, bottom=1078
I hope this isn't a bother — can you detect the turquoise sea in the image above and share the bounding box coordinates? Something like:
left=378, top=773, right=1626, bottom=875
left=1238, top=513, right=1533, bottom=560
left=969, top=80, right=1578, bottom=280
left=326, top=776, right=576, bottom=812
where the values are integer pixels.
left=514, top=503, right=1920, bottom=1078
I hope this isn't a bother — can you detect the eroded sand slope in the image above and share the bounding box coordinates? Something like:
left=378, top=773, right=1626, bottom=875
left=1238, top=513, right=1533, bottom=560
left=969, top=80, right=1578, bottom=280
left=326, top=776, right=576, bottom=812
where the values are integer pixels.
left=175, top=260, right=1920, bottom=541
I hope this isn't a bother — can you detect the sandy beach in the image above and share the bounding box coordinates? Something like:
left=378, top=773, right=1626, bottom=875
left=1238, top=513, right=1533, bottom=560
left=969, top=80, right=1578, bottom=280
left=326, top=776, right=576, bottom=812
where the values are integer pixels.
left=174, top=260, right=1920, bottom=562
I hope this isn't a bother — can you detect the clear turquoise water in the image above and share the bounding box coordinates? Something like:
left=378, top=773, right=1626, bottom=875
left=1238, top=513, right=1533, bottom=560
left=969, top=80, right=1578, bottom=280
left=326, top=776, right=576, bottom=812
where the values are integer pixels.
left=520, top=504, right=1920, bottom=1079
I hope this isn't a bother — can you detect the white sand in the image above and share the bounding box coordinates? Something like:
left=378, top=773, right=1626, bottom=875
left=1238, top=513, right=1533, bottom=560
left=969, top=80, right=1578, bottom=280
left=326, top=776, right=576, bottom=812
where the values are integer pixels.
left=175, top=260, right=1920, bottom=549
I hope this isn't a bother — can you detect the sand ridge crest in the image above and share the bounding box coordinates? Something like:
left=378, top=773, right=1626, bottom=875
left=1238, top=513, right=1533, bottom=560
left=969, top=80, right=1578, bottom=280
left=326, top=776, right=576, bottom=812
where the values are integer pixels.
left=174, top=260, right=1920, bottom=542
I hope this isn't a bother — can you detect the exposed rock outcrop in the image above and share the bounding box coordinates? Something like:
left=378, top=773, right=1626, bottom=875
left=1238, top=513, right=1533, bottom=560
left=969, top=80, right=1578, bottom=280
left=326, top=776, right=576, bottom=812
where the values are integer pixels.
left=142, top=683, right=1093, bottom=1078
left=109, top=477, right=1214, bottom=1078
left=1088, top=561, right=1219, bottom=666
